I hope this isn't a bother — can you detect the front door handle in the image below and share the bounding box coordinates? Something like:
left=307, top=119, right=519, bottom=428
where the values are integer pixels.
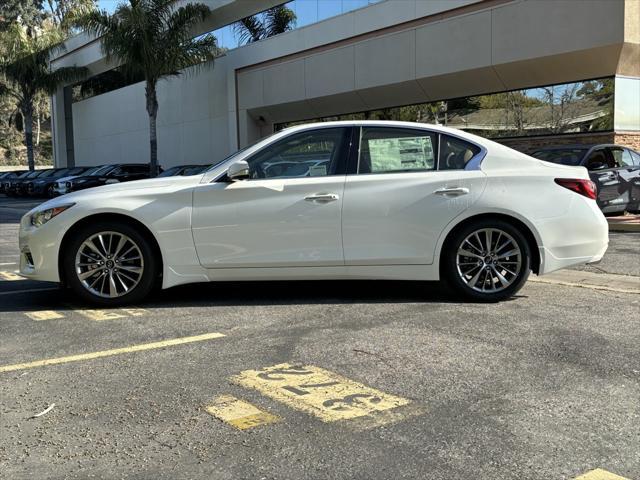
left=305, top=193, right=339, bottom=203
left=434, top=187, right=470, bottom=196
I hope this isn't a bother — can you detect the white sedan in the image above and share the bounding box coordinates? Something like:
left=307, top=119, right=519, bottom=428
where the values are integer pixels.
left=18, top=121, right=608, bottom=305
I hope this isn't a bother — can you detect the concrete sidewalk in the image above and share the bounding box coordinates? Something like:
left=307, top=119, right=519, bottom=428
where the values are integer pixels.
left=608, top=214, right=640, bottom=233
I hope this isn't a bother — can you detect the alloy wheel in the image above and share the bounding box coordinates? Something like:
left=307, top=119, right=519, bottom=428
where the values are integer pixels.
left=75, top=231, right=144, bottom=298
left=455, top=228, right=522, bottom=293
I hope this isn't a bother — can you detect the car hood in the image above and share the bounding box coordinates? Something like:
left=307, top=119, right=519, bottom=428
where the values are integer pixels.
left=35, top=174, right=205, bottom=211
left=55, top=174, right=85, bottom=183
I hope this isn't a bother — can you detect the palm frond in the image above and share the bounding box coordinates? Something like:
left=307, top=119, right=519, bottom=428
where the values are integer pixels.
left=234, top=15, right=265, bottom=45
left=263, top=5, right=296, bottom=38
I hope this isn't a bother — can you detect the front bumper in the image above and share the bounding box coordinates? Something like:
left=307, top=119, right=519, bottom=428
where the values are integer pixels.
left=18, top=214, right=63, bottom=283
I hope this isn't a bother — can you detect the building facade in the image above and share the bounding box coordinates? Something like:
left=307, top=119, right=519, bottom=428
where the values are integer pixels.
left=49, top=0, right=640, bottom=169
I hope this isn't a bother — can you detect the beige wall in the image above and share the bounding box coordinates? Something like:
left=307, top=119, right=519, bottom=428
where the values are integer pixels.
left=52, top=0, right=640, bottom=168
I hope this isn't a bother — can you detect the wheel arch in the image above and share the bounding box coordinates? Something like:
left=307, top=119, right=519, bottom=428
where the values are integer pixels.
left=58, top=212, right=164, bottom=285
left=438, top=212, right=541, bottom=275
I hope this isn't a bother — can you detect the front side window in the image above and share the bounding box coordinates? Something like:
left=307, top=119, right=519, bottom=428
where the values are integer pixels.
left=630, top=150, right=640, bottom=166
left=439, top=135, right=481, bottom=170
left=610, top=148, right=634, bottom=167
left=358, top=127, right=436, bottom=174
left=246, top=127, right=349, bottom=179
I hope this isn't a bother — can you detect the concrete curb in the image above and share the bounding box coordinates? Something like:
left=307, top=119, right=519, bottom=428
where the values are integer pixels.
left=529, top=270, right=640, bottom=294
left=608, top=223, right=640, bottom=233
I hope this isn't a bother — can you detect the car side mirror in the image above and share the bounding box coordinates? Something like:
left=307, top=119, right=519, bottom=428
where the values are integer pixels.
left=227, top=160, right=250, bottom=181
left=588, top=162, right=606, bottom=171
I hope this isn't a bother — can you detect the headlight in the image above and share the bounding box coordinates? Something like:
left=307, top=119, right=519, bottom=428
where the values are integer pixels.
left=30, top=203, right=75, bottom=227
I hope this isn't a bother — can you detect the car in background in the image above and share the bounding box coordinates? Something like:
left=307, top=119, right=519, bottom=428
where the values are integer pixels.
left=53, top=165, right=108, bottom=196
left=158, top=164, right=209, bottom=177
left=531, top=144, right=640, bottom=214
left=4, top=169, right=52, bottom=196
left=0, top=170, right=26, bottom=194
left=26, top=167, right=91, bottom=198
left=57, top=164, right=154, bottom=195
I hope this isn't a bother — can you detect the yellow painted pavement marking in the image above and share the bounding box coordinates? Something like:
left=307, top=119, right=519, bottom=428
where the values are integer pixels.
left=24, top=310, right=65, bottom=321
left=574, top=469, right=630, bottom=480
left=0, top=332, right=225, bottom=373
left=75, top=308, right=149, bottom=321
left=0, top=271, right=24, bottom=281
left=206, top=395, right=280, bottom=430
left=233, top=363, right=410, bottom=422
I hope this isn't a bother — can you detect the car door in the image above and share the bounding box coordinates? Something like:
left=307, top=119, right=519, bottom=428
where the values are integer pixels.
left=342, top=127, right=487, bottom=265
left=608, top=147, right=640, bottom=211
left=191, top=126, right=353, bottom=268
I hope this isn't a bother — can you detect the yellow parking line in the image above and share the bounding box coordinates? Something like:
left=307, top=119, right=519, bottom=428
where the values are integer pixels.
left=0, top=332, right=225, bottom=373
left=206, top=395, right=280, bottom=430
left=75, top=308, right=149, bottom=321
left=0, top=271, right=24, bottom=281
left=574, top=469, right=630, bottom=480
left=76, top=309, right=126, bottom=321
left=233, top=363, right=410, bottom=422
left=24, top=310, right=65, bottom=321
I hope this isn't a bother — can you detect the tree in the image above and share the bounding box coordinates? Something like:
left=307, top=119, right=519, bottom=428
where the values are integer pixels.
left=0, top=0, right=44, bottom=32
left=77, top=0, right=216, bottom=177
left=45, top=0, right=97, bottom=33
left=234, top=5, right=296, bottom=45
left=0, top=24, right=87, bottom=170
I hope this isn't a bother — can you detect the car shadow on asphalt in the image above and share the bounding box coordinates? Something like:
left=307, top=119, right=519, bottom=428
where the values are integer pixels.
left=0, top=279, right=525, bottom=313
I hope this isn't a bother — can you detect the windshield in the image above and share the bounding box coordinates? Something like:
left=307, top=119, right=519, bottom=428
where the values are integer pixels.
left=88, top=165, right=115, bottom=176
left=158, top=166, right=182, bottom=177
left=531, top=148, right=587, bottom=166
left=50, top=169, right=70, bottom=178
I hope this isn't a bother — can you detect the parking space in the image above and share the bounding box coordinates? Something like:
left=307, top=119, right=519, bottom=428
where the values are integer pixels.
left=0, top=196, right=638, bottom=479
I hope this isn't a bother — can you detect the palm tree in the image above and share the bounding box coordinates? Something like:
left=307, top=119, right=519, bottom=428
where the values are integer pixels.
left=77, top=0, right=216, bottom=177
left=234, top=5, right=296, bottom=45
left=0, top=25, right=87, bottom=171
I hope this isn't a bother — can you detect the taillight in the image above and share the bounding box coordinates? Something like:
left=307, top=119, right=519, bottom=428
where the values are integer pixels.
left=554, top=178, right=597, bottom=200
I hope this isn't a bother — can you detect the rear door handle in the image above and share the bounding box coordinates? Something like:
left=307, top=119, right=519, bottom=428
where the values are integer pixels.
left=434, top=187, right=470, bottom=196
left=305, top=193, right=340, bottom=203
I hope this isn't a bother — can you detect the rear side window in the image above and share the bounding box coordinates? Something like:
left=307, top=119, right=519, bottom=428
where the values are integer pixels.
left=358, top=127, right=436, bottom=174
left=439, top=135, right=481, bottom=170
left=630, top=150, right=640, bottom=166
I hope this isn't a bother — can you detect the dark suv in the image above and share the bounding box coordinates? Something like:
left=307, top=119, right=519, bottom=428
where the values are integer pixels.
left=62, top=164, right=153, bottom=194
left=532, top=144, right=640, bottom=215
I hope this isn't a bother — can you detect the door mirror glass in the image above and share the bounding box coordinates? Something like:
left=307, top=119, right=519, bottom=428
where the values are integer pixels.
left=588, top=161, right=606, bottom=171
left=228, top=160, right=250, bottom=181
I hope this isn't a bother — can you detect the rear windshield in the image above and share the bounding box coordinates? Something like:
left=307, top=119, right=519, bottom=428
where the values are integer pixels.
left=531, top=148, right=587, bottom=166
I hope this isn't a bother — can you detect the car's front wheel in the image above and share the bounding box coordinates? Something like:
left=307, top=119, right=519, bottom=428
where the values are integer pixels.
left=443, top=219, right=531, bottom=302
left=63, top=221, right=158, bottom=306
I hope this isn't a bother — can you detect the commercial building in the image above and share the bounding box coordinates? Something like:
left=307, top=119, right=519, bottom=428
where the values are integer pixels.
left=49, top=0, right=640, bottom=169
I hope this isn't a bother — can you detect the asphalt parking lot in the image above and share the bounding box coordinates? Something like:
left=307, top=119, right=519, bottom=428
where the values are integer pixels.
left=0, top=196, right=638, bottom=480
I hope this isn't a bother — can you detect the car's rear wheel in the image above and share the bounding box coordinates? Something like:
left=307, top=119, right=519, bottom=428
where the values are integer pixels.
left=63, top=221, right=157, bottom=306
left=443, top=219, right=531, bottom=302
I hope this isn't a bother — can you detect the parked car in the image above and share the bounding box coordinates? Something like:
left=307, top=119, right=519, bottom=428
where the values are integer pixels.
left=531, top=144, right=640, bottom=214
left=26, top=167, right=91, bottom=198
left=158, top=164, right=209, bottom=177
left=5, top=169, right=52, bottom=196
left=58, top=164, right=154, bottom=195
left=0, top=171, right=26, bottom=194
left=53, top=165, right=107, bottom=197
left=19, top=121, right=608, bottom=306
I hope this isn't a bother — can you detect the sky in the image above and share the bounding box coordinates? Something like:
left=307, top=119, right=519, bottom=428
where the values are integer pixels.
left=96, top=0, right=380, bottom=49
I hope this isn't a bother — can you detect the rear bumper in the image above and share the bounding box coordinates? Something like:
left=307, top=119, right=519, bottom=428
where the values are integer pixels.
left=536, top=197, right=609, bottom=275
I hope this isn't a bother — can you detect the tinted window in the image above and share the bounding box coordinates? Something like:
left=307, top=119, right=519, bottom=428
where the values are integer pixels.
left=585, top=149, right=612, bottom=170
left=610, top=148, right=634, bottom=167
left=630, top=150, right=640, bottom=166
left=358, top=127, right=436, bottom=174
left=531, top=148, right=587, bottom=166
left=247, top=128, right=349, bottom=179
left=439, top=135, right=481, bottom=170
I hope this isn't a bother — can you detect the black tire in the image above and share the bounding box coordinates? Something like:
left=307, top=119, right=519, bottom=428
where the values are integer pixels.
left=63, top=221, right=158, bottom=306
left=442, top=219, right=531, bottom=302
